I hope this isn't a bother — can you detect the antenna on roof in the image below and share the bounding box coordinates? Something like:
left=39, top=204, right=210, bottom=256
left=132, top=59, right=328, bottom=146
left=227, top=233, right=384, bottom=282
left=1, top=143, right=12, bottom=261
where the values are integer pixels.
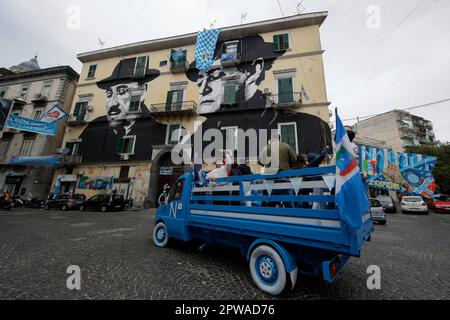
left=296, top=1, right=306, bottom=14
left=98, top=37, right=105, bottom=49
left=241, top=12, right=248, bottom=24
left=35, top=51, right=39, bottom=59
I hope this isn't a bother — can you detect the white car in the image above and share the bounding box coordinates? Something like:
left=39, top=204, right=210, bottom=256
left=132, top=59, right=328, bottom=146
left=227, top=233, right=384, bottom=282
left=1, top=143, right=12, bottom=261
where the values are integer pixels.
left=370, top=198, right=386, bottom=225
left=401, top=196, right=429, bottom=214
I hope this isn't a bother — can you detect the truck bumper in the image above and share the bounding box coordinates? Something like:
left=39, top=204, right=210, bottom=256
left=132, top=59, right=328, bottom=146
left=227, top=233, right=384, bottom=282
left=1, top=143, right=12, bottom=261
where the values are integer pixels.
left=322, top=255, right=350, bottom=283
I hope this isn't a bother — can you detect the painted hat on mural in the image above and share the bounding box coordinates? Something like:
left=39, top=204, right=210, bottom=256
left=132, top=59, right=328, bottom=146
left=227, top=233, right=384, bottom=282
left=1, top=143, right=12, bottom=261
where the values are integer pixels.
left=96, top=57, right=160, bottom=90
left=186, top=35, right=286, bottom=82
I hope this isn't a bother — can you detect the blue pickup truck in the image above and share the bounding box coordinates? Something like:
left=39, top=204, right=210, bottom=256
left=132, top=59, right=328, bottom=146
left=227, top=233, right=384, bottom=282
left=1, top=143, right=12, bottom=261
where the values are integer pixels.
left=152, top=166, right=373, bottom=296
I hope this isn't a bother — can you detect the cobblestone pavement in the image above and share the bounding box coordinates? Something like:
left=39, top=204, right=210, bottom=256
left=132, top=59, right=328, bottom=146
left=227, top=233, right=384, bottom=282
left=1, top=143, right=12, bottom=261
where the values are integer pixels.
left=0, top=207, right=449, bottom=300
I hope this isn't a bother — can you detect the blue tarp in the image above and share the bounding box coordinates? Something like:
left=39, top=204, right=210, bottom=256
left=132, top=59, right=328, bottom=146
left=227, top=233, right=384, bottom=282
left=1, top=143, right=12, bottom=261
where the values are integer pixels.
left=9, top=155, right=63, bottom=167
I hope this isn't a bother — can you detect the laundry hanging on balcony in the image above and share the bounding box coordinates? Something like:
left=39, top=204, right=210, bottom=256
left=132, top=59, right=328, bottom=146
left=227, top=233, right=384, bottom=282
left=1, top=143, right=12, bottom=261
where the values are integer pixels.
left=195, top=28, right=220, bottom=71
left=9, top=155, right=63, bottom=167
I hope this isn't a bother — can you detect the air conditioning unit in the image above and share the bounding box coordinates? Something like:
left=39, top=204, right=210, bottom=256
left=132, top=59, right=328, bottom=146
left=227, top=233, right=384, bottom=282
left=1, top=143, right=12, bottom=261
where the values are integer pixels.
left=120, top=154, right=130, bottom=161
left=263, top=88, right=272, bottom=96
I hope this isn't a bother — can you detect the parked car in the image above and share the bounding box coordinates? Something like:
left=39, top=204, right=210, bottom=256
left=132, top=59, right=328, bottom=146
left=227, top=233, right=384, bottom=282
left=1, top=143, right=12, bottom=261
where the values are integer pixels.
left=401, top=196, right=429, bottom=214
left=429, top=194, right=450, bottom=214
left=23, top=197, right=45, bottom=209
left=79, top=194, right=126, bottom=212
left=376, top=195, right=397, bottom=213
left=45, top=194, right=86, bottom=211
left=370, top=198, right=386, bottom=225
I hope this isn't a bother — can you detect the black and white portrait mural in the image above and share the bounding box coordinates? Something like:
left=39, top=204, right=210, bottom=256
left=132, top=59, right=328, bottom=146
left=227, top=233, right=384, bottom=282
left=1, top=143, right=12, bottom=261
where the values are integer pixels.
left=186, top=35, right=286, bottom=114
left=79, top=58, right=167, bottom=163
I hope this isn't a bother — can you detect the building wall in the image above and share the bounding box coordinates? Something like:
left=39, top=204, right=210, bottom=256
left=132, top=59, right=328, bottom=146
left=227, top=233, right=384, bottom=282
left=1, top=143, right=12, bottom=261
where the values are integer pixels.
left=0, top=68, right=79, bottom=199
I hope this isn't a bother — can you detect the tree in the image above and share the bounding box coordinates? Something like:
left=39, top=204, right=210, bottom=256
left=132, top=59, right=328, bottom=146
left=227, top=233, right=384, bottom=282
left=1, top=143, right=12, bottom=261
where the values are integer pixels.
left=405, top=142, right=450, bottom=194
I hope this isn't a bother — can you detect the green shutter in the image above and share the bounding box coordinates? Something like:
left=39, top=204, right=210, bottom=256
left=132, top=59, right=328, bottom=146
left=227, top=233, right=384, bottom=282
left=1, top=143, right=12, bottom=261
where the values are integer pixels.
left=165, top=91, right=173, bottom=111
left=88, top=65, right=96, bottom=78
left=224, top=85, right=236, bottom=105
left=273, top=35, right=280, bottom=51
left=282, top=33, right=289, bottom=50
left=168, top=124, right=180, bottom=145
left=73, top=102, right=82, bottom=117
left=116, top=137, right=125, bottom=153
left=176, top=90, right=184, bottom=110
left=278, top=78, right=293, bottom=103
left=281, top=125, right=296, bottom=151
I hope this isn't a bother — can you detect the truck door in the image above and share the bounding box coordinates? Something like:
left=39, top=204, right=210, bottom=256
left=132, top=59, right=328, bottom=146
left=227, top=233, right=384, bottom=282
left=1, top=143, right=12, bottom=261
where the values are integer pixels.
left=165, top=177, right=188, bottom=240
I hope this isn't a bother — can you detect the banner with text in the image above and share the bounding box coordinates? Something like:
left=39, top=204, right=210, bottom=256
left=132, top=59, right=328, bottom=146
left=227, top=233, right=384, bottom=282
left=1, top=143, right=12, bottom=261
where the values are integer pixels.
left=359, top=145, right=437, bottom=198
left=6, top=115, right=57, bottom=136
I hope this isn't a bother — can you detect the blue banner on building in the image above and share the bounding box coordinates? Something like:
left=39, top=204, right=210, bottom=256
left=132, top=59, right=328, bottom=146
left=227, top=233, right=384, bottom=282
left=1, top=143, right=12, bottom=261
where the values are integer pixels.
left=195, top=29, right=220, bottom=71
left=359, top=145, right=438, bottom=198
left=6, top=115, right=57, bottom=136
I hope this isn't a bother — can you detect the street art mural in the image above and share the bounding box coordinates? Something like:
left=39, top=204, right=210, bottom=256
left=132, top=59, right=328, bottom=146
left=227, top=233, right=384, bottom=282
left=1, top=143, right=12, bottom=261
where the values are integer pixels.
left=359, top=145, right=438, bottom=198
left=78, top=57, right=167, bottom=163
left=78, top=176, right=114, bottom=190
left=186, top=35, right=287, bottom=114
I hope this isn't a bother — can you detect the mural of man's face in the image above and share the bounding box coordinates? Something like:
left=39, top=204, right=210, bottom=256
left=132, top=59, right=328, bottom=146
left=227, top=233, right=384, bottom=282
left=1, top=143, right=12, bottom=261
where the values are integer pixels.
left=105, top=82, right=146, bottom=128
left=196, top=59, right=265, bottom=114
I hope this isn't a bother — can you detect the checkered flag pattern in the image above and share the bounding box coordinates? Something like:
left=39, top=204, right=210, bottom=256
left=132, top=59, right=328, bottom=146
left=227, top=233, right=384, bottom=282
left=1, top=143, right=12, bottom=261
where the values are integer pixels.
left=195, top=29, right=220, bottom=71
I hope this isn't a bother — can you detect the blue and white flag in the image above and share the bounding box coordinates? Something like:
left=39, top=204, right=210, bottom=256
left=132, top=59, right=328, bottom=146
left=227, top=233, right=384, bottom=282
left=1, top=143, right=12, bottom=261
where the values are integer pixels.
left=335, top=110, right=369, bottom=229
left=195, top=29, right=220, bottom=71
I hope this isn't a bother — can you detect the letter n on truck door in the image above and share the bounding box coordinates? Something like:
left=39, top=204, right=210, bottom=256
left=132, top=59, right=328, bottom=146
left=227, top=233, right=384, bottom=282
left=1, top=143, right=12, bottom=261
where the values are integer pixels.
left=166, top=177, right=187, bottom=240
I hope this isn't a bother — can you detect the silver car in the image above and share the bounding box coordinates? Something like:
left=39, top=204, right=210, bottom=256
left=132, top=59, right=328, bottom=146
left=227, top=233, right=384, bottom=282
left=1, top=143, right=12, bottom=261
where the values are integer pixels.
left=370, top=198, right=386, bottom=225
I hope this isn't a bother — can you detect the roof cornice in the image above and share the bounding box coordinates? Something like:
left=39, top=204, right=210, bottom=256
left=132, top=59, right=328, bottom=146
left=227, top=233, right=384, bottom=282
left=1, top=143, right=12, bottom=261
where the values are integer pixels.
left=77, top=11, right=328, bottom=63
left=0, top=66, right=80, bottom=83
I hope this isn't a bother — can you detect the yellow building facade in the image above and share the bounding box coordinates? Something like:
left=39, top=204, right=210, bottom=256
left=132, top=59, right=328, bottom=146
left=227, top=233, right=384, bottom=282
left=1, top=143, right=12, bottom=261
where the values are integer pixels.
left=53, top=12, right=332, bottom=208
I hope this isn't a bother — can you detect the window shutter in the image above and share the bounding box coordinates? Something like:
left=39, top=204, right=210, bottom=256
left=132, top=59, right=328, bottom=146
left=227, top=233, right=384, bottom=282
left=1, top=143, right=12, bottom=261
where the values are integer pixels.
left=116, top=137, right=125, bottom=154
left=224, top=85, right=236, bottom=105
left=175, top=90, right=184, bottom=110
left=278, top=78, right=293, bottom=103
left=273, top=35, right=280, bottom=51
left=282, top=33, right=289, bottom=50
left=73, top=102, right=82, bottom=117
left=165, top=91, right=174, bottom=111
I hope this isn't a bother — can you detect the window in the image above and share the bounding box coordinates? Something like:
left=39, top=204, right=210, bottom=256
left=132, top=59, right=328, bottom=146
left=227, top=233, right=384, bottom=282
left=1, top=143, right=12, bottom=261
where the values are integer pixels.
left=278, top=77, right=293, bottom=103
left=41, top=82, right=52, bottom=97
left=87, top=64, right=97, bottom=78
left=116, top=135, right=136, bottom=154
left=20, top=85, right=30, bottom=101
left=168, top=179, right=184, bottom=203
left=0, top=88, right=6, bottom=97
left=278, top=122, right=298, bottom=153
left=65, top=140, right=83, bottom=156
left=221, top=126, right=238, bottom=153
left=166, top=124, right=181, bottom=145
left=170, top=49, right=187, bottom=69
left=20, top=139, right=34, bottom=156
left=11, top=110, right=21, bottom=118
left=119, top=166, right=130, bottom=179
left=129, top=95, right=141, bottom=112
left=273, top=33, right=290, bottom=51
left=33, top=108, right=44, bottom=120
left=166, top=90, right=184, bottom=111
left=160, top=60, right=168, bottom=67
left=134, top=56, right=148, bottom=77
left=223, top=84, right=237, bottom=105
left=73, top=101, right=88, bottom=121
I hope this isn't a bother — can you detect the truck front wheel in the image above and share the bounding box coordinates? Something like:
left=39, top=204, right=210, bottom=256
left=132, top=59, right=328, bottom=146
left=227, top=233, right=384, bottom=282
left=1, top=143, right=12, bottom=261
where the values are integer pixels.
left=153, top=222, right=169, bottom=248
left=249, top=245, right=287, bottom=296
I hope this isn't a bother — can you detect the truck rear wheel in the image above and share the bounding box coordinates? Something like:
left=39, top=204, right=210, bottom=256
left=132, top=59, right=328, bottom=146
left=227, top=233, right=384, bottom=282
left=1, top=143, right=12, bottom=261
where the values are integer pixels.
left=249, top=245, right=286, bottom=296
left=153, top=222, right=169, bottom=248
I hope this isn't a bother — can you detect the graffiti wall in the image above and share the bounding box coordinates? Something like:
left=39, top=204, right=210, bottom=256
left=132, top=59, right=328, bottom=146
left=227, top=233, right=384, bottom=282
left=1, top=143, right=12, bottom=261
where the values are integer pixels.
left=359, top=145, right=438, bottom=198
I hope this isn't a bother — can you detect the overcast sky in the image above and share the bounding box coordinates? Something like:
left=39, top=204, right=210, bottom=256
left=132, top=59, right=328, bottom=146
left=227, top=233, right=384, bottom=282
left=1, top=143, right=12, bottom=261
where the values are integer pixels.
left=1, top=0, right=449, bottom=142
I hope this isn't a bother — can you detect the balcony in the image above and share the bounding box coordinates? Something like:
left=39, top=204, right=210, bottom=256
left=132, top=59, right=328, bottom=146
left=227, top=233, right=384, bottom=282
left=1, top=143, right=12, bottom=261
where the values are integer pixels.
left=221, top=52, right=241, bottom=67
left=68, top=115, right=88, bottom=126
left=271, top=92, right=303, bottom=109
left=62, top=155, right=82, bottom=166
left=170, top=60, right=189, bottom=73
left=150, top=101, right=198, bottom=116
left=31, top=93, right=48, bottom=104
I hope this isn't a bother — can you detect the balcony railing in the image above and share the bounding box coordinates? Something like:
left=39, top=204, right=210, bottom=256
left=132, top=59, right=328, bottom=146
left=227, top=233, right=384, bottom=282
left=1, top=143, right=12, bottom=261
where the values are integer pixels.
left=271, top=92, right=303, bottom=108
left=170, top=60, right=189, bottom=73
left=62, top=155, right=82, bottom=166
left=150, top=101, right=198, bottom=115
left=68, top=115, right=88, bottom=126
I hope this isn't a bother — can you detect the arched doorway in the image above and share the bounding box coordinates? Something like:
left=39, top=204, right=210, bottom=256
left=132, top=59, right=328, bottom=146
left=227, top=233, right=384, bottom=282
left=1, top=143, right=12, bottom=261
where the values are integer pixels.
left=147, top=149, right=190, bottom=208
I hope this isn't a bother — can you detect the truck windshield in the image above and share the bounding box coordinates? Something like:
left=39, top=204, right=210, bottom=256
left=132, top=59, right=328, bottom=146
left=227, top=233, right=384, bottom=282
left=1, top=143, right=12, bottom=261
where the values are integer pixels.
left=168, top=179, right=184, bottom=202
